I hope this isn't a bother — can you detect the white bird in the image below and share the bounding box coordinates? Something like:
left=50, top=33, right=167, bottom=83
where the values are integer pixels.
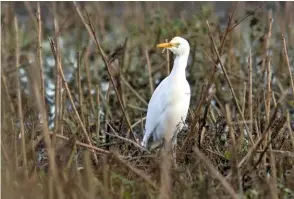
left=141, top=36, right=191, bottom=151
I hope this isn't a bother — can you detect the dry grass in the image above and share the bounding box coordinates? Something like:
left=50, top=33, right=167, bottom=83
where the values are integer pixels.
left=1, top=2, right=294, bottom=199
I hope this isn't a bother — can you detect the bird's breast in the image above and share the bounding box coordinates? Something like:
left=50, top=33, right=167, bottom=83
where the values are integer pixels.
left=169, top=80, right=190, bottom=102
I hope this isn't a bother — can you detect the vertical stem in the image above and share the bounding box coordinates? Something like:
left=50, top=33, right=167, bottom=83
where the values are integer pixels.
left=265, top=60, right=271, bottom=123
left=1, top=72, right=17, bottom=168
left=37, top=2, right=45, bottom=104
left=287, top=112, right=294, bottom=151
left=264, top=9, right=273, bottom=173
left=73, top=3, right=135, bottom=140
left=49, top=39, right=98, bottom=164
left=282, top=34, right=294, bottom=97
left=242, top=81, right=247, bottom=115
left=24, top=2, right=37, bottom=29
left=145, top=48, right=154, bottom=95
left=77, top=52, right=85, bottom=124
left=60, top=91, right=66, bottom=136
left=14, top=16, right=28, bottom=179
left=266, top=58, right=278, bottom=199
left=159, top=140, right=172, bottom=199
left=225, top=104, right=242, bottom=198
left=219, top=2, right=238, bottom=55
left=96, top=86, right=102, bottom=143
left=248, top=49, right=253, bottom=139
left=260, top=10, right=273, bottom=89
left=266, top=12, right=277, bottom=199
left=13, top=116, right=18, bottom=169
left=120, top=38, right=128, bottom=107
left=50, top=4, right=62, bottom=197
left=165, top=39, right=170, bottom=75
left=1, top=71, right=16, bottom=114
left=264, top=58, right=271, bottom=168
left=103, top=156, right=110, bottom=198
left=207, top=21, right=253, bottom=145
left=84, top=42, right=96, bottom=114
left=104, top=83, right=111, bottom=142
left=53, top=2, right=61, bottom=148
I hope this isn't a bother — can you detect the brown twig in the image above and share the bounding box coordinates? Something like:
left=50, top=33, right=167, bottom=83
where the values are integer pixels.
left=145, top=48, right=154, bottom=95
left=120, top=76, right=148, bottom=106
left=126, top=116, right=147, bottom=137
left=112, top=153, right=157, bottom=189
left=248, top=49, right=253, bottom=139
left=28, top=50, right=64, bottom=199
left=106, top=125, right=149, bottom=153
left=219, top=2, right=239, bottom=55
left=84, top=42, right=96, bottom=114
left=24, top=2, right=37, bottom=30
left=241, top=82, right=247, bottom=115
left=1, top=71, right=18, bottom=168
left=264, top=11, right=274, bottom=181
left=256, top=149, right=294, bottom=157
left=1, top=142, right=11, bottom=168
left=253, top=116, right=286, bottom=171
left=181, top=3, right=240, bottom=153
left=49, top=38, right=99, bottom=164
left=264, top=57, right=272, bottom=169
left=225, top=104, right=243, bottom=197
left=14, top=16, right=28, bottom=179
left=221, top=91, right=288, bottom=186
left=96, top=86, right=102, bottom=144
left=83, top=151, right=95, bottom=198
left=76, top=52, right=85, bottom=124
left=97, top=86, right=113, bottom=121
left=165, top=38, right=170, bottom=75
left=159, top=140, right=172, bottom=199
left=265, top=15, right=278, bottom=194
left=53, top=2, right=62, bottom=147
left=37, top=2, right=45, bottom=104
left=243, top=108, right=278, bottom=168
left=206, top=21, right=253, bottom=145
left=193, top=146, right=238, bottom=199
left=228, top=1, right=266, bottom=33
left=287, top=112, right=294, bottom=152
left=49, top=131, right=109, bottom=155
left=74, top=2, right=135, bottom=141
left=1, top=71, right=15, bottom=114
left=282, top=34, right=294, bottom=97
left=28, top=129, right=109, bottom=159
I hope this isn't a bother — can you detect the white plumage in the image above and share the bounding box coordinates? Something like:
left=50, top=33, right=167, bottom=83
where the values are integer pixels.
left=141, top=36, right=191, bottom=150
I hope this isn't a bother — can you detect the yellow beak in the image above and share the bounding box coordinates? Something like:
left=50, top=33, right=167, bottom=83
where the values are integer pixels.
left=156, top=42, right=176, bottom=48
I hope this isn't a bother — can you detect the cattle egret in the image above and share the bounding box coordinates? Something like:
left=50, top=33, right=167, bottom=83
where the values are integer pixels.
left=141, top=36, right=191, bottom=151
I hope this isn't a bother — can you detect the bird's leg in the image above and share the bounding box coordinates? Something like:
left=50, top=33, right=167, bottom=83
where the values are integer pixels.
left=141, top=130, right=151, bottom=148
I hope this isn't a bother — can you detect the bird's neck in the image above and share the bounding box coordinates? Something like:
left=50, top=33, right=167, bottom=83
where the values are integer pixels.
left=170, top=54, right=189, bottom=79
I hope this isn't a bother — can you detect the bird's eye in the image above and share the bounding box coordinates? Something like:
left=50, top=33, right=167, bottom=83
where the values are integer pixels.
left=175, top=43, right=180, bottom=48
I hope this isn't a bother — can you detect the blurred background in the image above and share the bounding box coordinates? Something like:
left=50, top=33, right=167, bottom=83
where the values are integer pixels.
left=1, top=2, right=294, bottom=199
left=2, top=2, right=293, bottom=126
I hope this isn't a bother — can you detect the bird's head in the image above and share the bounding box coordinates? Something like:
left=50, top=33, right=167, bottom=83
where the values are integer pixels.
left=156, top=36, right=190, bottom=56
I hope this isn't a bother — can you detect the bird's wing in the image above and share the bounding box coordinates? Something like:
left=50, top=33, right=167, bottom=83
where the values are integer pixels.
left=144, top=77, right=170, bottom=135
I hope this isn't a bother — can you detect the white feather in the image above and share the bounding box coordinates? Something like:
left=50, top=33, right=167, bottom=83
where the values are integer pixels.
left=141, top=37, right=191, bottom=149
